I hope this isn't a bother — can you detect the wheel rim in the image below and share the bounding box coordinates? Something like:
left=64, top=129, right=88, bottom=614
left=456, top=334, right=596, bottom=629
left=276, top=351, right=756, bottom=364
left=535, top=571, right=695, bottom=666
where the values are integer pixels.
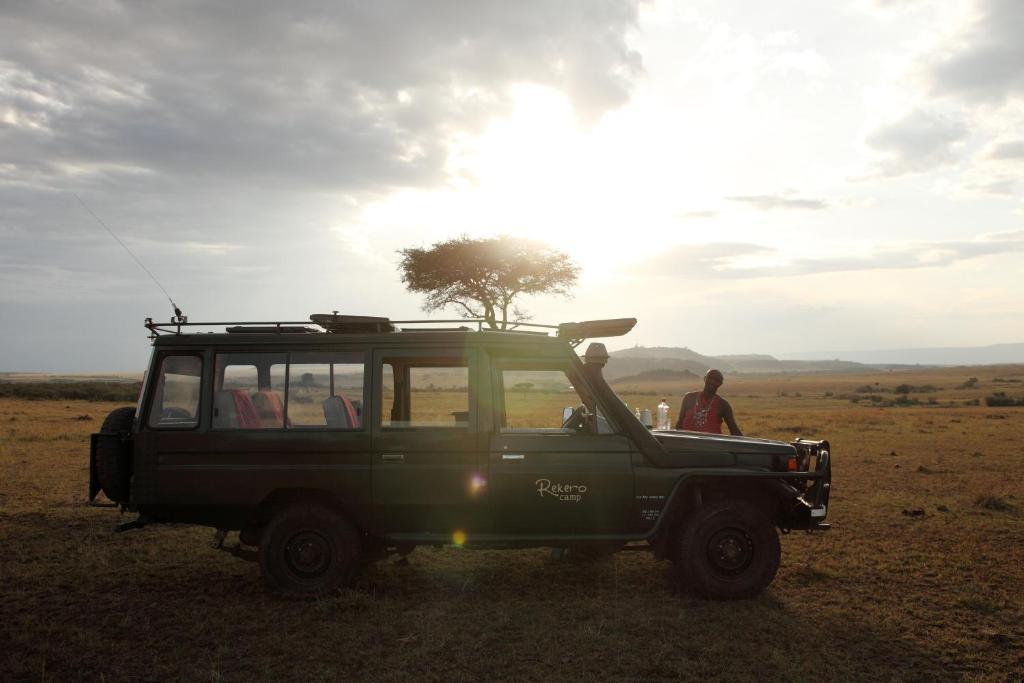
left=706, top=527, right=754, bottom=576
left=285, top=530, right=333, bottom=578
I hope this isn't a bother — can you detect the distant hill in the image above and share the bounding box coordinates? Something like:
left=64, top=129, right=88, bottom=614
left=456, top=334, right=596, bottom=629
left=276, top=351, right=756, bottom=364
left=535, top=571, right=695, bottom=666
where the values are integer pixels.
left=778, top=343, right=1024, bottom=366
left=606, top=345, right=871, bottom=378
left=611, top=369, right=699, bottom=383
left=719, top=357, right=869, bottom=373
left=612, top=346, right=720, bottom=365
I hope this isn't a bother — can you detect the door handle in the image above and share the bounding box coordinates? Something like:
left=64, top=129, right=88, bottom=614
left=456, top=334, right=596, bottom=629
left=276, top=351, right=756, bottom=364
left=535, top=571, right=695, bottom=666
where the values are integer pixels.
left=502, top=453, right=526, bottom=461
left=382, top=453, right=405, bottom=463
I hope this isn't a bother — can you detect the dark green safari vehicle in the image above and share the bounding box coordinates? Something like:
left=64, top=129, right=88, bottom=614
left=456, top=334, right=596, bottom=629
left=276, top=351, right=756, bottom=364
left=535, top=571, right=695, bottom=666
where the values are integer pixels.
left=90, top=314, right=830, bottom=599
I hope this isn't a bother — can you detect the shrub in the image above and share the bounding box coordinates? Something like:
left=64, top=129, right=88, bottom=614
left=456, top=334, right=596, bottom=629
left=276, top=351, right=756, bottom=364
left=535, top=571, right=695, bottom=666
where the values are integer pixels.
left=0, top=381, right=140, bottom=402
left=984, top=392, right=1024, bottom=407
left=974, top=495, right=1015, bottom=512
left=894, top=384, right=938, bottom=394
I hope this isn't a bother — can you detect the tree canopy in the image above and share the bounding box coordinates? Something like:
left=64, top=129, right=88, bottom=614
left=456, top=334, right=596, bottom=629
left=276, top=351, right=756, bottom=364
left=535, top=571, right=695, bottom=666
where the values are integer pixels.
left=398, top=235, right=579, bottom=329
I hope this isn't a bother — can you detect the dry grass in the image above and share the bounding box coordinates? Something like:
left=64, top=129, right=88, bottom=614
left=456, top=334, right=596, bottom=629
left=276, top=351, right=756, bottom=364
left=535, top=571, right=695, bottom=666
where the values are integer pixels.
left=2, top=365, right=1023, bottom=681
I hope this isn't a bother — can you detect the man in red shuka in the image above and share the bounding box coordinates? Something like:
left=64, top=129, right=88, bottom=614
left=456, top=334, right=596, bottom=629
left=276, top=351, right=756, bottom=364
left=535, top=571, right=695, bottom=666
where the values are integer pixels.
left=676, top=368, right=742, bottom=435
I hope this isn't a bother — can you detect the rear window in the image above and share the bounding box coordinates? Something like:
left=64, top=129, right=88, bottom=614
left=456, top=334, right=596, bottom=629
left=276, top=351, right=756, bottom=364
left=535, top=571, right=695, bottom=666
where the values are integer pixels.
left=148, top=355, right=202, bottom=429
left=212, top=351, right=365, bottom=430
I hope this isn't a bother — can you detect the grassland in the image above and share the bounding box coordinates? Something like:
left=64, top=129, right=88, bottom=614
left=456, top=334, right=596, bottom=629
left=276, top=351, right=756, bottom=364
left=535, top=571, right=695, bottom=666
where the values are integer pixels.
left=1, top=365, right=1023, bottom=681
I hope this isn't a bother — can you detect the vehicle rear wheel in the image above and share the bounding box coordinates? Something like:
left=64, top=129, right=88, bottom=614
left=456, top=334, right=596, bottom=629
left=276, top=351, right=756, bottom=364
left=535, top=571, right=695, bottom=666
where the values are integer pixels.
left=258, top=505, right=361, bottom=597
left=95, top=406, right=136, bottom=503
left=673, top=500, right=780, bottom=600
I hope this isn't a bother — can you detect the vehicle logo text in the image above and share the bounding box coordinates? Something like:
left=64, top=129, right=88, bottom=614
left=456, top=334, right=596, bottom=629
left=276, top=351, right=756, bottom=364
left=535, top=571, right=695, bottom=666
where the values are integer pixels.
left=535, top=478, right=587, bottom=503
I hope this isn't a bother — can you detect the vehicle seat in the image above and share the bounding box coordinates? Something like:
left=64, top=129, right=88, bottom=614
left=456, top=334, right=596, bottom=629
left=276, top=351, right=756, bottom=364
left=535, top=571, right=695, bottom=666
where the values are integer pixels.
left=214, top=389, right=261, bottom=429
left=250, top=390, right=285, bottom=428
left=323, top=395, right=359, bottom=428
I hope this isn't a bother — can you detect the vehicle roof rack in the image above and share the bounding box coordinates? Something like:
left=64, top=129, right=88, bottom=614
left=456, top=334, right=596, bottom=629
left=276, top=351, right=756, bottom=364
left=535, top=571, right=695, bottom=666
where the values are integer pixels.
left=226, top=326, right=315, bottom=334
left=145, top=314, right=636, bottom=346
left=310, top=314, right=396, bottom=333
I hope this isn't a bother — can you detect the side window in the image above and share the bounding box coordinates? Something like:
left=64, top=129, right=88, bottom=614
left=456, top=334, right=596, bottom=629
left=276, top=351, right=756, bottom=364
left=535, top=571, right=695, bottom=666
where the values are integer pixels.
left=499, top=366, right=615, bottom=434
left=381, top=358, right=470, bottom=428
left=213, top=353, right=287, bottom=429
left=287, top=352, right=365, bottom=429
left=148, top=355, right=202, bottom=429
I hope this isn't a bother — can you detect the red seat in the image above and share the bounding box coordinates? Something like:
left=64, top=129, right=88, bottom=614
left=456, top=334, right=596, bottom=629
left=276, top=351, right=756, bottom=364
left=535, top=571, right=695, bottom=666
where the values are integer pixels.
left=323, top=395, right=359, bottom=428
left=251, top=390, right=285, bottom=428
left=213, top=389, right=261, bottom=429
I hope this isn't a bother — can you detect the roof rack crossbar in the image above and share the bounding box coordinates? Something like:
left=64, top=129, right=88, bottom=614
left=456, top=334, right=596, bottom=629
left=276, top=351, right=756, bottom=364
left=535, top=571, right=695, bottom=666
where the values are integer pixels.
left=144, top=315, right=635, bottom=344
left=145, top=318, right=314, bottom=338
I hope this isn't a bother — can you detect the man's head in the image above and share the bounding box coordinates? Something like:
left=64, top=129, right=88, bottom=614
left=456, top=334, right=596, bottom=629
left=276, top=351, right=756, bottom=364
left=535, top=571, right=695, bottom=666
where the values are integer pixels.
left=703, top=369, right=724, bottom=395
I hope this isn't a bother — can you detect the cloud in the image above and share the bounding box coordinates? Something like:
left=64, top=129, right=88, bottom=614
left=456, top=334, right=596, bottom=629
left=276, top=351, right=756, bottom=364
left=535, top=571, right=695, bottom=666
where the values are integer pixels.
left=0, top=0, right=644, bottom=318
left=628, top=242, right=775, bottom=279
left=964, top=179, right=1018, bottom=196
left=987, top=139, right=1024, bottom=160
left=726, top=194, right=828, bottom=211
left=864, top=108, right=968, bottom=177
left=860, top=2, right=1024, bottom=184
left=0, top=1, right=642, bottom=196
left=631, top=231, right=1024, bottom=280
left=930, top=0, right=1024, bottom=103
left=678, top=210, right=718, bottom=219
left=957, top=138, right=1024, bottom=197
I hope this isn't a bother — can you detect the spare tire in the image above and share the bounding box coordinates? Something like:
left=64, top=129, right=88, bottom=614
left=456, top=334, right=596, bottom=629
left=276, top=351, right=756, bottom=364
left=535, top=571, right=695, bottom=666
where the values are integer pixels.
left=95, top=406, right=136, bottom=503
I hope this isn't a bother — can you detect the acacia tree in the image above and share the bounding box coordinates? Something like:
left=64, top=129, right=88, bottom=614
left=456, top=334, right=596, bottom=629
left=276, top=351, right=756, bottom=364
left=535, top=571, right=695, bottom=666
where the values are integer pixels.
left=398, top=235, right=579, bottom=329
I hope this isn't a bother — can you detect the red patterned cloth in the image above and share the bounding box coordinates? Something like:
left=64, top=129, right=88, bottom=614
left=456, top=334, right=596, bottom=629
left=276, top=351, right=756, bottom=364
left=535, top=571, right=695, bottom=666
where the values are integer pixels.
left=678, top=394, right=721, bottom=433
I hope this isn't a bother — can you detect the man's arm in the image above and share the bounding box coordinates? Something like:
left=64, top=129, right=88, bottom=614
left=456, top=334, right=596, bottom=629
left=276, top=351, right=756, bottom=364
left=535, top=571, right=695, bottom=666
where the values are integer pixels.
left=720, top=398, right=742, bottom=436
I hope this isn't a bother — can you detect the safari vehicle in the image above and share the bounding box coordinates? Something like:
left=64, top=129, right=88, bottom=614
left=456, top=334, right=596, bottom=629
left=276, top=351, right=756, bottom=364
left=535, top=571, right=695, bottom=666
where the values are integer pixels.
left=90, top=314, right=831, bottom=599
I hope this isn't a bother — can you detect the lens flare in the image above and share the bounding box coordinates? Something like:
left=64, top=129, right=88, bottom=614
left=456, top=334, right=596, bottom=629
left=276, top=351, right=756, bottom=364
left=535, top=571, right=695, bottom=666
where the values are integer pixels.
left=469, top=474, right=487, bottom=496
left=452, top=530, right=467, bottom=547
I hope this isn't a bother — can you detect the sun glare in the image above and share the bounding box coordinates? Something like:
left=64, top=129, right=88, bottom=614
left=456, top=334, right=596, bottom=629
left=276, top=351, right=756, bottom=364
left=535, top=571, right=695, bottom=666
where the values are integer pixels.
left=350, top=83, right=713, bottom=279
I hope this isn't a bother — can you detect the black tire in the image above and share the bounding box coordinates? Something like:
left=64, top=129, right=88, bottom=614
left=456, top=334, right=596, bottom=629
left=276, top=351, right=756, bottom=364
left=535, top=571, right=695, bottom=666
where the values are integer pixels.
left=673, top=500, right=780, bottom=600
left=96, top=406, right=136, bottom=503
left=239, top=526, right=263, bottom=547
left=258, top=505, right=362, bottom=597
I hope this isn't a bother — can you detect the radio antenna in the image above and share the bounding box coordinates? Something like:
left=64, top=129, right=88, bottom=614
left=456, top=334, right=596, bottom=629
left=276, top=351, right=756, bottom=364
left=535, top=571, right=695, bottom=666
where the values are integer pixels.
left=73, top=193, right=186, bottom=322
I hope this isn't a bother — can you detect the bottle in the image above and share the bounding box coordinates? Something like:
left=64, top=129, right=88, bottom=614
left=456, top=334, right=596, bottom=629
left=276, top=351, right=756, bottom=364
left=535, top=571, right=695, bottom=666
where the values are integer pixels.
left=634, top=407, right=641, bottom=421
left=640, top=408, right=653, bottom=429
left=657, top=398, right=670, bottom=430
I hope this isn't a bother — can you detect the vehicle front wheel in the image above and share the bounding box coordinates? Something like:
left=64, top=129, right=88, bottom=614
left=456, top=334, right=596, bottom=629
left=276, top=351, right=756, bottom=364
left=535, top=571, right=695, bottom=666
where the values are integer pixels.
left=673, top=500, right=780, bottom=600
left=258, top=505, right=361, bottom=597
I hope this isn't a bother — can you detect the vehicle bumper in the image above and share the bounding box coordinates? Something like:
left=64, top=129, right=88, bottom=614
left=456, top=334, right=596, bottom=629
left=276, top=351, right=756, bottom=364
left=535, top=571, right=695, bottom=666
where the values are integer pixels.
left=786, top=439, right=832, bottom=531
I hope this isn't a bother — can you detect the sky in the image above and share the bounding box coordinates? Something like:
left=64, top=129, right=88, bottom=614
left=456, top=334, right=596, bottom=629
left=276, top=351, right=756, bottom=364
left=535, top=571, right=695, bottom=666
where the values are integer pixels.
left=1, top=0, right=1022, bottom=372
